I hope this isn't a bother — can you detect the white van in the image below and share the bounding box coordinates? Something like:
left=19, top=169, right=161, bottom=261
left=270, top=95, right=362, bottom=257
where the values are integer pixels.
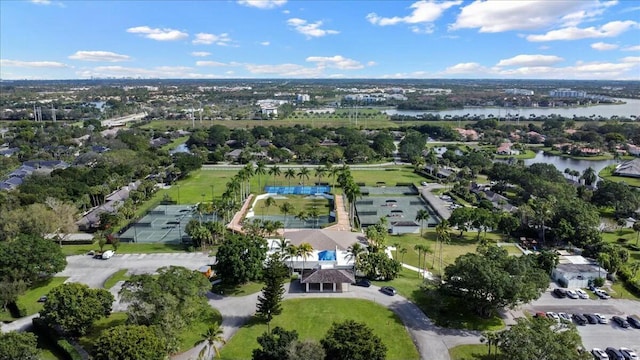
left=101, top=250, right=115, bottom=260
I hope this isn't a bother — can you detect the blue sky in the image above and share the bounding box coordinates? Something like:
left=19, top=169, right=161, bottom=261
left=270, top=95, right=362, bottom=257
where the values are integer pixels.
left=1, top=0, right=639, bottom=80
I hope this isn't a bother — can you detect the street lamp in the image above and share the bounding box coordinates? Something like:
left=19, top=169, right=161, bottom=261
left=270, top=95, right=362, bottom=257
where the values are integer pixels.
left=267, top=309, right=271, bottom=334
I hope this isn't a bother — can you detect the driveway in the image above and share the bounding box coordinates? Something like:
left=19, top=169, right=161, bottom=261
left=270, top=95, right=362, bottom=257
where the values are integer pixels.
left=173, top=282, right=482, bottom=360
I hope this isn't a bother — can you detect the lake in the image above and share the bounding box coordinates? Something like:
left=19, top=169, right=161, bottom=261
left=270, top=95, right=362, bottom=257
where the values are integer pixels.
left=384, top=98, right=640, bottom=119
left=522, top=151, right=619, bottom=175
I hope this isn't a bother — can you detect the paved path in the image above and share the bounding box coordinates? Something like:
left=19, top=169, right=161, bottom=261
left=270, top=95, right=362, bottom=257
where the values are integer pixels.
left=227, top=194, right=254, bottom=234
left=324, top=194, right=351, bottom=231
left=172, top=282, right=482, bottom=360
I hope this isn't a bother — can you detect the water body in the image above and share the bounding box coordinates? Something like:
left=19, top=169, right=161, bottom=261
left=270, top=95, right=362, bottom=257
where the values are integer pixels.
left=522, top=151, right=619, bottom=175
left=169, top=143, right=191, bottom=155
left=384, top=98, right=640, bottom=119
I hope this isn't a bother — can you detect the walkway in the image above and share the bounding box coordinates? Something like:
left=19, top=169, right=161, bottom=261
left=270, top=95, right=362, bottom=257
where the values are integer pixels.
left=172, top=282, right=482, bottom=360
left=324, top=194, right=351, bottom=231
left=420, top=184, right=452, bottom=220
left=226, top=194, right=254, bottom=234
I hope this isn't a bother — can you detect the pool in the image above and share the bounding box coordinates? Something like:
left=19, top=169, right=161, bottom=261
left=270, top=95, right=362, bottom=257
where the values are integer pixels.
left=264, top=185, right=331, bottom=195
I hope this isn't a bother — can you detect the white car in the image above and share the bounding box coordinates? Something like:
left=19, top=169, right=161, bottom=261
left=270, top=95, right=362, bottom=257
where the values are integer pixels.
left=566, top=290, right=579, bottom=299
left=594, top=313, right=608, bottom=324
left=101, top=250, right=115, bottom=259
left=546, top=312, right=560, bottom=321
left=592, top=348, right=610, bottom=360
left=595, top=289, right=611, bottom=299
left=575, top=288, right=589, bottom=299
left=620, top=348, right=638, bottom=360
left=558, top=312, right=571, bottom=322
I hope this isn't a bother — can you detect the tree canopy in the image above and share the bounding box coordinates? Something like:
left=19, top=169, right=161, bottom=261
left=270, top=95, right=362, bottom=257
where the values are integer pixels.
left=0, top=331, right=40, bottom=360
left=442, top=245, right=548, bottom=317
left=320, top=320, right=387, bottom=360
left=39, top=282, right=114, bottom=336
left=0, top=234, right=66, bottom=285
left=252, top=327, right=299, bottom=360
left=91, top=325, right=166, bottom=360
left=214, top=233, right=267, bottom=285
left=256, top=253, right=289, bottom=322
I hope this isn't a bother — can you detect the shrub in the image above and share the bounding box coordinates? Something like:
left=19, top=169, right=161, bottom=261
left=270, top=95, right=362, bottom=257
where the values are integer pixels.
left=593, top=277, right=605, bottom=287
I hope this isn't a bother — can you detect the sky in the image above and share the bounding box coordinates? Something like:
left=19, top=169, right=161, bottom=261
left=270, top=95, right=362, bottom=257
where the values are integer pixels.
left=1, top=0, right=639, bottom=80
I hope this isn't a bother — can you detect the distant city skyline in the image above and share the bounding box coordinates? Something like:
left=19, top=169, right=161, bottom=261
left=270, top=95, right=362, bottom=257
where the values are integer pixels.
left=1, top=0, right=639, bottom=80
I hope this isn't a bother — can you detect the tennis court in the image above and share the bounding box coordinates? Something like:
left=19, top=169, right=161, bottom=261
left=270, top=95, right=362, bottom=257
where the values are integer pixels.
left=355, top=186, right=440, bottom=233
left=264, top=185, right=332, bottom=195
left=119, top=205, right=219, bottom=244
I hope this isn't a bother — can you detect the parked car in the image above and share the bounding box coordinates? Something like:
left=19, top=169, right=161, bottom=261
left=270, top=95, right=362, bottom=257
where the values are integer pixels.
left=592, top=348, right=610, bottom=360
left=558, top=312, right=571, bottom=322
left=534, top=312, right=547, bottom=318
left=595, top=289, right=611, bottom=299
left=553, top=288, right=567, bottom=298
left=594, top=313, right=608, bottom=324
left=619, top=348, right=639, bottom=360
left=546, top=312, right=560, bottom=321
left=572, top=313, right=588, bottom=325
left=584, top=313, right=599, bottom=324
left=354, top=279, right=371, bottom=287
left=37, top=295, right=47, bottom=303
left=575, top=288, right=589, bottom=299
left=380, top=286, right=397, bottom=296
left=612, top=316, right=630, bottom=328
left=606, top=347, right=626, bottom=360
left=566, top=289, right=579, bottom=299
left=421, top=181, right=428, bottom=186
left=627, top=316, right=640, bottom=329
left=101, top=250, right=115, bottom=260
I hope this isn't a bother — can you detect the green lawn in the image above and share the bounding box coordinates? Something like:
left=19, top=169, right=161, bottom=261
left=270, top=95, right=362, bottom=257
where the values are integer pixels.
left=219, top=298, right=419, bottom=360
left=160, top=136, right=189, bottom=151
left=212, top=281, right=265, bottom=297
left=494, top=149, right=537, bottom=160
left=349, top=167, right=429, bottom=187
left=610, top=281, right=640, bottom=301
left=449, top=344, right=497, bottom=360
left=61, top=241, right=191, bottom=256
left=103, top=269, right=130, bottom=289
left=252, top=195, right=332, bottom=216
left=0, top=277, right=69, bottom=321
left=79, top=312, right=129, bottom=351
left=599, top=165, right=640, bottom=187
left=372, top=269, right=505, bottom=332
left=498, top=243, right=524, bottom=256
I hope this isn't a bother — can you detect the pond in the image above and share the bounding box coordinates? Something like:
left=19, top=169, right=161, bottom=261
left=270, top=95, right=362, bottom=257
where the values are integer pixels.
left=522, top=151, right=620, bottom=175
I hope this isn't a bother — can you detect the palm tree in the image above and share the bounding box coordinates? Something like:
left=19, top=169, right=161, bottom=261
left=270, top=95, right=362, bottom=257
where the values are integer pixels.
left=530, top=196, right=556, bottom=245
left=268, top=165, right=281, bottom=187
left=400, top=247, right=408, bottom=264
left=327, top=163, right=340, bottom=190
left=314, top=167, right=326, bottom=186
left=346, top=243, right=365, bottom=276
left=343, top=180, right=361, bottom=225
left=297, top=242, right=313, bottom=279
left=263, top=196, right=276, bottom=220
left=279, top=202, right=295, bottom=234
left=255, top=161, right=267, bottom=191
left=308, top=208, right=319, bottom=229
left=197, top=323, right=226, bottom=360
left=295, top=210, right=309, bottom=228
left=414, top=244, right=423, bottom=278
left=415, top=209, right=430, bottom=237
left=297, top=167, right=310, bottom=186
left=284, top=168, right=297, bottom=187
left=581, top=166, right=597, bottom=186
left=435, top=219, right=452, bottom=276
left=285, top=244, right=298, bottom=274
left=419, top=244, right=431, bottom=273
left=275, top=238, right=291, bottom=254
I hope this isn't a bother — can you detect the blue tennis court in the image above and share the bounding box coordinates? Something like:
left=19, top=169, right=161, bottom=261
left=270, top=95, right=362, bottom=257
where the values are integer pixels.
left=264, top=185, right=331, bottom=194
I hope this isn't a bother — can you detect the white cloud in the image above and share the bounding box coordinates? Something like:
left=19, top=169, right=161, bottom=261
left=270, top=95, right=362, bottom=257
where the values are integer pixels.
left=496, top=54, right=564, bottom=67
left=305, top=55, right=364, bottom=70
left=1, top=59, right=67, bottom=68
left=527, top=20, right=639, bottom=41
left=367, top=61, right=377, bottom=66
left=621, top=56, right=640, bottom=63
left=68, top=50, right=130, bottom=62
left=191, top=51, right=211, bottom=57
left=622, top=45, right=640, bottom=51
left=127, top=26, right=188, bottom=41
left=193, top=33, right=232, bottom=46
left=196, top=61, right=228, bottom=67
left=287, top=18, right=339, bottom=38
left=260, top=41, right=270, bottom=46
left=442, top=62, right=487, bottom=74
left=245, top=63, right=323, bottom=77
left=591, top=42, right=619, bottom=50
left=367, top=0, right=461, bottom=32
left=381, top=71, right=430, bottom=78
left=30, top=0, right=51, bottom=4
left=77, top=65, right=224, bottom=79
left=237, top=0, right=286, bottom=9
left=451, top=0, right=617, bottom=33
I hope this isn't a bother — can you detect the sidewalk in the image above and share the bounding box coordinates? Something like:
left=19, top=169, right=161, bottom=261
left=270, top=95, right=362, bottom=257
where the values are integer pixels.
left=324, top=194, right=351, bottom=231
left=226, top=194, right=254, bottom=234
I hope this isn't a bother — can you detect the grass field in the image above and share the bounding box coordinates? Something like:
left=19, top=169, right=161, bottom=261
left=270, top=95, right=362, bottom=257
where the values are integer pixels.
left=219, top=298, right=419, bottom=360
left=449, top=344, right=496, bottom=360
left=494, top=149, right=537, bottom=160
left=0, top=277, right=69, bottom=321
left=103, top=269, right=130, bottom=289
left=252, top=195, right=332, bottom=216
left=212, top=281, right=264, bottom=297
left=599, top=164, right=640, bottom=187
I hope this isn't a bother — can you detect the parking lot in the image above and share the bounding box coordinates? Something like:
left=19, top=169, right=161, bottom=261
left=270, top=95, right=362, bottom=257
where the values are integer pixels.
left=523, top=289, right=640, bottom=352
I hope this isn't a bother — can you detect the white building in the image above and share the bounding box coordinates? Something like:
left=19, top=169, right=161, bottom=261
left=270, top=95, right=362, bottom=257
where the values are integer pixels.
left=552, top=254, right=607, bottom=288
left=297, top=94, right=310, bottom=102
left=549, top=88, right=587, bottom=98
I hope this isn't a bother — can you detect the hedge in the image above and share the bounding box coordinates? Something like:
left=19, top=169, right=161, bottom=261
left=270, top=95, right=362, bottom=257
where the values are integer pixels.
left=32, top=318, right=83, bottom=360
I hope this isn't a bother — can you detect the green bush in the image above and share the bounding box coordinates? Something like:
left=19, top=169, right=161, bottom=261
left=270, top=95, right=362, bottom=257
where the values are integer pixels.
left=7, top=302, right=27, bottom=318
left=593, top=277, right=605, bottom=287
left=57, top=339, right=82, bottom=360
left=32, top=318, right=82, bottom=360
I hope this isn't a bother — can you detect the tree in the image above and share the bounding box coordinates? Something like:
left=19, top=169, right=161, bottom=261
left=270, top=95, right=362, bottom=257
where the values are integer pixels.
left=414, top=244, right=424, bottom=276
left=40, top=283, right=114, bottom=336
left=415, top=209, right=430, bottom=237
left=358, top=252, right=402, bottom=280
left=320, top=320, right=387, bottom=360
left=0, top=280, right=26, bottom=311
left=287, top=339, right=325, bottom=360
left=268, top=165, right=281, bottom=186
left=252, top=327, right=299, bottom=360
left=297, top=242, right=313, bottom=277
left=498, top=317, right=586, bottom=360
left=400, top=247, right=408, bottom=264
left=297, top=167, right=310, bottom=186
left=581, top=167, right=597, bottom=186
left=314, top=167, right=326, bottom=186
left=284, top=168, right=296, bottom=187
left=197, top=323, right=226, bottom=360
left=442, top=246, right=548, bottom=317
left=0, top=331, right=40, bottom=360
left=0, top=234, right=66, bottom=285
left=634, top=221, right=640, bottom=246
left=264, top=197, right=276, bottom=220
left=92, top=325, right=166, bottom=360
left=536, top=250, right=560, bottom=276
left=279, top=202, right=295, bottom=234
left=256, top=254, right=289, bottom=323
left=255, top=161, right=267, bottom=191
left=480, top=331, right=501, bottom=359
left=435, top=219, right=452, bottom=274
left=214, top=234, right=268, bottom=285
left=345, top=242, right=365, bottom=275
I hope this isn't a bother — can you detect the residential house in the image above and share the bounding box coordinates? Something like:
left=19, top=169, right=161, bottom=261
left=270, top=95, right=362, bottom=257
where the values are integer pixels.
left=614, top=158, right=640, bottom=178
